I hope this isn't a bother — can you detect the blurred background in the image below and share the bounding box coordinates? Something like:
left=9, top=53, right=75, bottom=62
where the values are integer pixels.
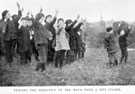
left=0, top=0, right=135, bottom=22
left=1, top=0, right=135, bottom=48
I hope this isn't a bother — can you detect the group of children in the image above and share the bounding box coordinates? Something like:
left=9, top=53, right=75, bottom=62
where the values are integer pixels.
left=0, top=3, right=87, bottom=72
left=104, top=21, right=131, bottom=67
left=0, top=2, right=129, bottom=71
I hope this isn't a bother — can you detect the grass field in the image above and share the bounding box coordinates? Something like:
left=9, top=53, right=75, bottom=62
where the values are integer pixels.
left=0, top=47, right=135, bottom=86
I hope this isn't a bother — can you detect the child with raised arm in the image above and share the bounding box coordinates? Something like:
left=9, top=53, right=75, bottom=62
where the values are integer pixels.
left=33, top=10, right=52, bottom=72
left=44, top=10, right=59, bottom=63
left=65, top=15, right=80, bottom=63
left=119, top=22, right=131, bottom=64
left=55, top=18, right=70, bottom=69
left=1, top=2, right=23, bottom=63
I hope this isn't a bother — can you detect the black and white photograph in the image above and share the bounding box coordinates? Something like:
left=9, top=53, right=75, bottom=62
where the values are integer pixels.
left=0, top=0, right=135, bottom=93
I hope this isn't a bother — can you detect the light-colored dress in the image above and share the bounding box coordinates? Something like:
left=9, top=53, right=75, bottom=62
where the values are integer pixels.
left=55, top=27, right=70, bottom=51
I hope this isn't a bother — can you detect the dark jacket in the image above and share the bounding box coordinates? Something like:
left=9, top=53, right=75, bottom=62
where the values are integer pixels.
left=65, top=20, right=77, bottom=50
left=76, top=29, right=84, bottom=50
left=13, top=11, right=22, bottom=30
left=119, top=29, right=130, bottom=47
left=4, top=10, right=22, bottom=41
left=0, top=20, right=6, bottom=53
left=33, top=22, right=52, bottom=46
left=73, top=22, right=83, bottom=50
left=104, top=33, right=119, bottom=53
left=17, top=26, right=30, bottom=53
left=44, top=17, right=57, bottom=39
left=0, top=20, right=6, bottom=40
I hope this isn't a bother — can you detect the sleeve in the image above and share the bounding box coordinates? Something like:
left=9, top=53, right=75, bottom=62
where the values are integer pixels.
left=13, top=10, right=22, bottom=23
left=2, top=22, right=7, bottom=33
left=65, top=20, right=77, bottom=31
left=51, top=17, right=57, bottom=25
left=104, top=35, right=110, bottom=48
left=46, top=29, right=53, bottom=39
left=73, top=22, right=83, bottom=32
left=124, top=28, right=131, bottom=37
left=56, top=27, right=63, bottom=35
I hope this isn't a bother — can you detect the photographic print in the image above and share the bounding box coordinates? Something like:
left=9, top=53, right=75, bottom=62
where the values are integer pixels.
left=0, top=0, right=135, bottom=93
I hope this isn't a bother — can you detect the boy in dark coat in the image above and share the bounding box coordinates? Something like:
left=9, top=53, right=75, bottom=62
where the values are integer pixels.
left=44, top=10, right=59, bottom=63
left=17, top=17, right=31, bottom=64
left=104, top=22, right=121, bottom=67
left=73, top=19, right=86, bottom=60
left=119, top=22, right=131, bottom=64
left=77, top=28, right=87, bottom=59
left=26, top=12, right=39, bottom=61
left=65, top=15, right=80, bottom=63
left=1, top=2, right=22, bottom=63
left=33, top=12, right=52, bottom=72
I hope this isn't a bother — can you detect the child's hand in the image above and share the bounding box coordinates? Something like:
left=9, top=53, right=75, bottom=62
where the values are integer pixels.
left=16, top=2, right=20, bottom=7
left=40, top=7, right=43, bottom=13
left=81, top=18, right=84, bottom=22
left=21, top=7, right=24, bottom=12
left=49, top=37, right=52, bottom=40
left=76, top=14, right=80, bottom=20
left=55, top=9, right=59, bottom=17
left=63, top=23, right=66, bottom=28
left=128, top=24, right=131, bottom=29
left=27, top=12, right=30, bottom=16
left=83, top=18, right=87, bottom=23
left=56, top=9, right=59, bottom=14
left=16, top=2, right=20, bottom=10
left=4, top=19, right=7, bottom=22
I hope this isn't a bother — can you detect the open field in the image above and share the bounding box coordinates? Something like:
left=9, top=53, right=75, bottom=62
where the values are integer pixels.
left=0, top=47, right=135, bottom=86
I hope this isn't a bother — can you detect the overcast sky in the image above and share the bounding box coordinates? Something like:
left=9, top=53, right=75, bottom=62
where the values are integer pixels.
left=0, top=0, right=135, bottom=22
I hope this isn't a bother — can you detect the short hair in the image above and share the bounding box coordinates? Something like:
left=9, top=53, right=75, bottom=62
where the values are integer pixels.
left=45, top=15, right=52, bottom=23
left=2, top=10, right=9, bottom=20
left=35, top=13, right=45, bottom=22
left=57, top=18, right=64, bottom=23
left=106, top=27, right=113, bottom=32
left=65, top=19, right=72, bottom=26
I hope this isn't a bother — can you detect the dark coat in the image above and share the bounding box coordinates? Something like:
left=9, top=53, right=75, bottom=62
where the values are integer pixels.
left=73, top=22, right=83, bottom=51
left=44, top=17, right=57, bottom=39
left=13, top=11, right=22, bottom=30
left=119, top=29, right=130, bottom=48
left=33, top=22, right=52, bottom=46
left=76, top=29, right=85, bottom=51
left=17, top=26, right=30, bottom=53
left=65, top=20, right=77, bottom=50
left=0, top=20, right=6, bottom=40
left=4, top=10, right=22, bottom=41
left=104, top=33, right=119, bottom=53
left=0, top=20, right=6, bottom=53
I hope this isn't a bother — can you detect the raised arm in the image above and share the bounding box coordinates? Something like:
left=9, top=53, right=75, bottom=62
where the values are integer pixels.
left=39, top=7, right=43, bottom=14
left=121, top=25, right=131, bottom=38
left=13, top=2, right=23, bottom=22
left=26, top=12, right=30, bottom=18
left=66, top=20, right=77, bottom=31
left=31, top=13, right=35, bottom=22
left=51, top=10, right=59, bottom=25
left=125, top=25, right=131, bottom=36
left=65, top=15, right=80, bottom=30
left=74, top=18, right=86, bottom=32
